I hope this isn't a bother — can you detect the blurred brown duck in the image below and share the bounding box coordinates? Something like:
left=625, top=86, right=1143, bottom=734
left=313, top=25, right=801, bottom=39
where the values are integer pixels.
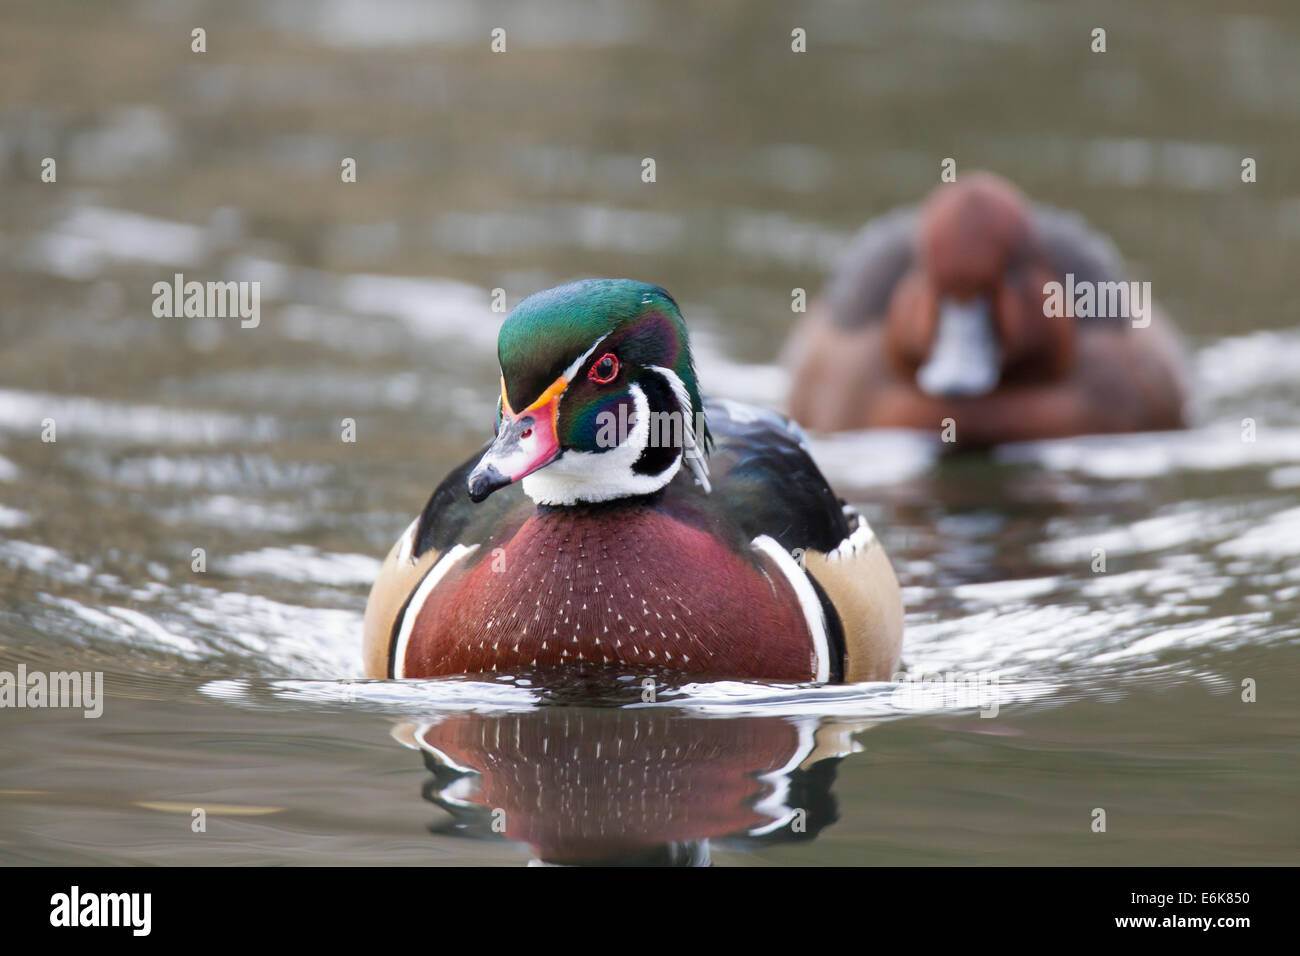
left=784, top=172, right=1190, bottom=445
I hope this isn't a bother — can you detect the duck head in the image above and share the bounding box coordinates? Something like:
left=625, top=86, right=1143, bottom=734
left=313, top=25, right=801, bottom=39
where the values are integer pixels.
left=887, top=172, right=1074, bottom=398
left=467, top=279, right=710, bottom=506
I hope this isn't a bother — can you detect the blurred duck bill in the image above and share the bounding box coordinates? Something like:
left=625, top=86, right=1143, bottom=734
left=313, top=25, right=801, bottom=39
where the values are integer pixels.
left=916, top=297, right=1001, bottom=398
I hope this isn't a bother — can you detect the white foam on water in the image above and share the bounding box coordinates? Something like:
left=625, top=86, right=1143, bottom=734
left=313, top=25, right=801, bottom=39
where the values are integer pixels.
left=1, top=540, right=92, bottom=582
left=1196, top=329, right=1300, bottom=401
left=178, top=590, right=365, bottom=678
left=0, top=389, right=280, bottom=445
left=218, top=546, right=382, bottom=587
left=431, top=204, right=684, bottom=257
left=727, top=209, right=853, bottom=270
left=336, top=273, right=500, bottom=346
left=807, top=428, right=942, bottom=487
left=69, top=451, right=331, bottom=492
left=20, top=205, right=206, bottom=279
left=952, top=576, right=1062, bottom=604
left=261, top=0, right=648, bottom=49
left=1215, top=505, right=1300, bottom=559
left=152, top=495, right=310, bottom=533
left=199, top=673, right=1059, bottom=723
left=0, top=505, right=31, bottom=528
left=68, top=107, right=178, bottom=178
left=1035, top=502, right=1256, bottom=563
left=253, top=677, right=544, bottom=714
left=1268, top=465, right=1300, bottom=488
left=997, top=423, right=1300, bottom=478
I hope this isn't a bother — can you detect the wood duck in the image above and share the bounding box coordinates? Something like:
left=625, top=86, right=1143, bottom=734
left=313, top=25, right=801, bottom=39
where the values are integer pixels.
left=364, top=279, right=903, bottom=683
left=784, top=171, right=1190, bottom=445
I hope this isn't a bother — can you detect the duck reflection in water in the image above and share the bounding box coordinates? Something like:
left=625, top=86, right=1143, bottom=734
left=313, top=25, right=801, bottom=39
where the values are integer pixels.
left=391, top=706, right=866, bottom=866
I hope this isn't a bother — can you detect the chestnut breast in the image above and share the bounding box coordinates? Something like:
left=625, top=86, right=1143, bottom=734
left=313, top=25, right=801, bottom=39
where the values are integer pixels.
left=400, top=504, right=817, bottom=680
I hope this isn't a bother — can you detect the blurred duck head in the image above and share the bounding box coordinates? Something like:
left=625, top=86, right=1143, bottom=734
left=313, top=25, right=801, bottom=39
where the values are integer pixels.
left=886, top=172, right=1074, bottom=398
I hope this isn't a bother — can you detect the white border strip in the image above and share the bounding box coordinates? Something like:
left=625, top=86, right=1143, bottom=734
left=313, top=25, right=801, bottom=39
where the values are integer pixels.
left=751, top=535, right=830, bottom=683
left=391, top=544, right=478, bottom=678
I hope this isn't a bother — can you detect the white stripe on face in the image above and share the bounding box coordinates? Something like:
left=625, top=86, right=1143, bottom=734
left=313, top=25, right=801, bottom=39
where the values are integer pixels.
left=561, top=332, right=613, bottom=383
left=648, top=364, right=710, bottom=493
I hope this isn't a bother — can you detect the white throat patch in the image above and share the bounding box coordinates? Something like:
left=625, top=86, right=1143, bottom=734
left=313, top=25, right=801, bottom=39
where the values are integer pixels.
left=521, top=382, right=683, bottom=506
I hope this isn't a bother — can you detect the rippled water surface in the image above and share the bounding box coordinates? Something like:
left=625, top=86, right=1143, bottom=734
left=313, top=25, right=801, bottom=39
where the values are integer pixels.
left=1, top=0, right=1298, bottom=864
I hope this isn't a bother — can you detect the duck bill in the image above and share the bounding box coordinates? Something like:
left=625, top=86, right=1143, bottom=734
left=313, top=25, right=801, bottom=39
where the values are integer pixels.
left=916, top=296, right=1001, bottom=398
left=467, top=376, right=565, bottom=502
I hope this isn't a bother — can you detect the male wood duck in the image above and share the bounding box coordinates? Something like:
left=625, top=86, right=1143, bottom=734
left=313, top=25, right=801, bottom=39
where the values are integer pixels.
left=784, top=171, right=1190, bottom=445
left=364, top=279, right=903, bottom=683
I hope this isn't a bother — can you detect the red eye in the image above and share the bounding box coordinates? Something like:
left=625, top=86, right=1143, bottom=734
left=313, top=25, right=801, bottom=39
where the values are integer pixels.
left=588, top=352, right=619, bottom=384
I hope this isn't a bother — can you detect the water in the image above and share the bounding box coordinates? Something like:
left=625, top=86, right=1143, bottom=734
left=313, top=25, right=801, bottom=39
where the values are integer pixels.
left=1, top=0, right=1298, bottom=864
